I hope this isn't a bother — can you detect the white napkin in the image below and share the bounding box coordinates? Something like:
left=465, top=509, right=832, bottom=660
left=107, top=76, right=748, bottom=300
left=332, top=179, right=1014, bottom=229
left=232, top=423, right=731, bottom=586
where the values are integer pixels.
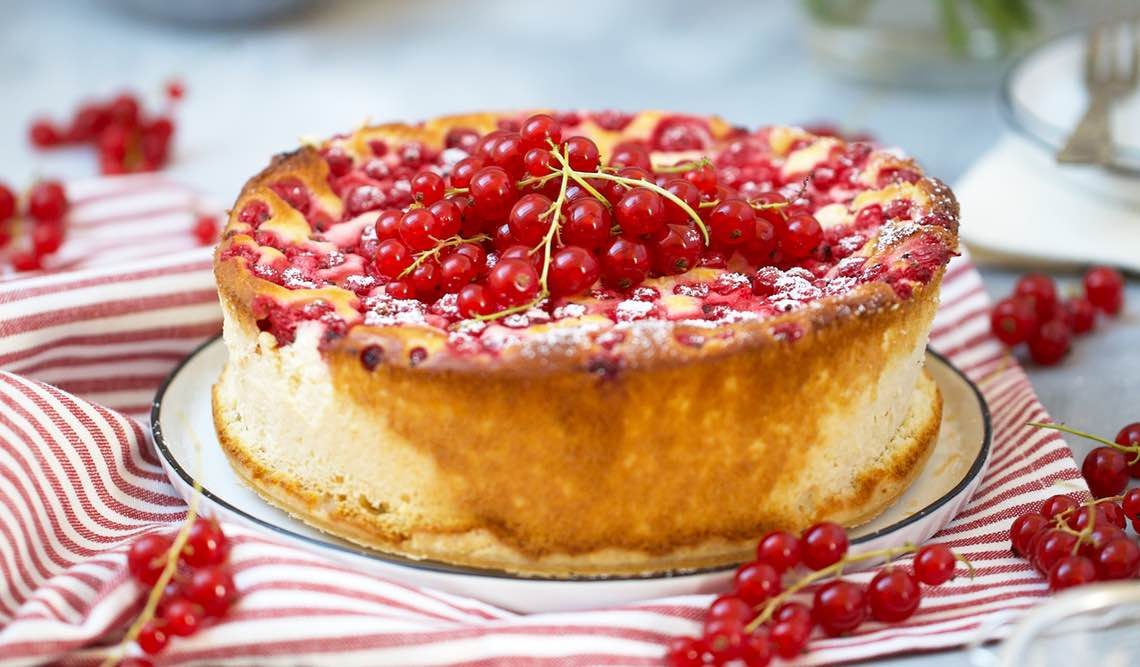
left=954, top=135, right=1140, bottom=272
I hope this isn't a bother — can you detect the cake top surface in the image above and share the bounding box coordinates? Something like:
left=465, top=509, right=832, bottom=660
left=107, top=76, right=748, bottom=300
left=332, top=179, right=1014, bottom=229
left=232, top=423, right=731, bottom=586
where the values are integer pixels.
left=216, top=110, right=958, bottom=371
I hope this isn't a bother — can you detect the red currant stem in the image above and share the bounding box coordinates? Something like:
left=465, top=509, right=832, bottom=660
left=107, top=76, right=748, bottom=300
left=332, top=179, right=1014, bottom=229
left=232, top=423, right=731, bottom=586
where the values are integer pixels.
left=744, top=543, right=920, bottom=634
left=536, top=147, right=573, bottom=293
left=515, top=171, right=563, bottom=191
left=652, top=157, right=711, bottom=174
left=397, top=234, right=490, bottom=279
left=547, top=148, right=610, bottom=206
left=1028, top=422, right=1140, bottom=463
left=444, top=187, right=469, bottom=196
left=954, top=552, right=977, bottom=579
left=471, top=296, right=545, bottom=322
left=101, top=482, right=202, bottom=667
left=587, top=171, right=710, bottom=244
left=698, top=200, right=719, bottom=209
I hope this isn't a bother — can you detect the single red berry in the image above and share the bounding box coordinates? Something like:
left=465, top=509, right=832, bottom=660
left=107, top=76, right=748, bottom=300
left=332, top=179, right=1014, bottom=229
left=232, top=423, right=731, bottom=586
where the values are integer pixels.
left=1048, top=555, right=1097, bottom=592
left=683, top=162, right=718, bottom=195
left=800, top=522, right=848, bottom=570
left=374, top=239, right=413, bottom=278
left=1063, top=296, right=1097, bottom=335
left=562, top=198, right=612, bottom=251
left=398, top=208, right=438, bottom=252
left=1082, top=447, right=1129, bottom=497
left=1114, top=423, right=1140, bottom=478
left=661, top=179, right=701, bottom=225
left=444, top=127, right=479, bottom=151
left=1083, top=266, right=1124, bottom=315
left=706, top=594, right=754, bottom=625
left=990, top=297, right=1038, bottom=346
left=457, top=283, right=494, bottom=318
left=507, top=194, right=553, bottom=246
left=1041, top=494, right=1079, bottom=521
left=523, top=148, right=556, bottom=178
left=1123, top=487, right=1140, bottom=519
left=740, top=630, right=772, bottom=667
left=411, top=171, right=445, bottom=205
left=755, top=530, right=801, bottom=573
left=108, top=93, right=140, bottom=127
left=165, top=78, right=186, bottom=101
left=184, top=566, right=237, bottom=617
left=548, top=247, right=600, bottom=297
left=615, top=188, right=666, bottom=239
left=609, top=142, right=653, bottom=171
left=128, top=533, right=172, bottom=585
left=663, top=636, right=705, bottom=667
left=137, top=620, right=169, bottom=655
left=487, top=132, right=526, bottom=178
left=486, top=258, right=539, bottom=307
left=732, top=561, right=782, bottom=606
left=162, top=597, right=204, bottom=636
left=707, top=199, right=755, bottom=249
left=67, top=102, right=111, bottom=142
left=600, top=238, right=650, bottom=290
left=1095, top=537, right=1140, bottom=580
left=913, top=544, right=956, bottom=585
left=650, top=224, right=702, bottom=275
left=1099, top=502, right=1127, bottom=528
left=563, top=136, right=600, bottom=172
left=32, top=223, right=65, bottom=256
left=1034, top=529, right=1079, bottom=574
left=27, top=180, right=69, bottom=222
left=1027, top=319, right=1071, bottom=365
left=409, top=261, right=441, bottom=300
left=453, top=242, right=486, bottom=271
left=780, top=213, right=822, bottom=259
left=1013, top=273, right=1058, bottom=321
left=181, top=517, right=228, bottom=568
left=0, top=183, right=15, bottom=222
left=426, top=199, right=462, bottom=240
left=520, top=114, right=562, bottom=150
left=812, top=580, right=866, bottom=636
left=1081, top=525, right=1125, bottom=559
left=450, top=156, right=485, bottom=189
left=1009, top=514, right=1050, bottom=557
left=868, top=568, right=922, bottom=622
left=702, top=618, right=745, bottom=662
left=770, top=615, right=811, bottom=659
left=439, top=254, right=477, bottom=293
left=469, top=166, right=516, bottom=221
left=11, top=251, right=42, bottom=272
left=193, top=215, right=218, bottom=246
left=29, top=118, right=63, bottom=148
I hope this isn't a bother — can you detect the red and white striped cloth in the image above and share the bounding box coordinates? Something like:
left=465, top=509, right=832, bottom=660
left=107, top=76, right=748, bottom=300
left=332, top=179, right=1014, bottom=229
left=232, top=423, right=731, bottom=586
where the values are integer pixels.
left=0, top=179, right=1085, bottom=665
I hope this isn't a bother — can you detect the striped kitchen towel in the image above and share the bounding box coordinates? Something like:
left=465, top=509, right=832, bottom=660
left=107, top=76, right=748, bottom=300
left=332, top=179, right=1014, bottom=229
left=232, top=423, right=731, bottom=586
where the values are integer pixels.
left=0, top=178, right=1085, bottom=665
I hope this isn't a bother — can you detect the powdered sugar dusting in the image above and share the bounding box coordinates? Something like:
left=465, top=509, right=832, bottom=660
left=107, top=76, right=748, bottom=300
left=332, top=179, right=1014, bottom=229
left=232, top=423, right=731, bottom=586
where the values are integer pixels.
left=615, top=300, right=655, bottom=322
left=877, top=221, right=920, bottom=251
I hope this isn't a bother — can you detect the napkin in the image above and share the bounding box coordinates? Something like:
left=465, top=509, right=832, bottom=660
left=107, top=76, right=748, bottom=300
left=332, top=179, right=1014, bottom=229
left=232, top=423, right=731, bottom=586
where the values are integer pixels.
left=0, top=177, right=1088, bottom=665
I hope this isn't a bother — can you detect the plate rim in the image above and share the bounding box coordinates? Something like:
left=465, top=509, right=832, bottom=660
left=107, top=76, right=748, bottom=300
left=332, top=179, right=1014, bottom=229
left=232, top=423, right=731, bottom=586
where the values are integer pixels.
left=1000, top=27, right=1140, bottom=176
left=151, top=335, right=992, bottom=583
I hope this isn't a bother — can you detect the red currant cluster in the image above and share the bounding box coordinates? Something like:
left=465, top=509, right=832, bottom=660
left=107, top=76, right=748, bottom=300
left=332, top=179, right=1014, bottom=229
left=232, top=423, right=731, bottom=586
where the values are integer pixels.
left=990, top=268, right=1125, bottom=365
left=121, top=516, right=237, bottom=664
left=362, top=113, right=824, bottom=319
left=28, top=80, right=183, bottom=175
left=0, top=179, right=70, bottom=271
left=1033, top=421, right=1140, bottom=498
left=665, top=522, right=964, bottom=666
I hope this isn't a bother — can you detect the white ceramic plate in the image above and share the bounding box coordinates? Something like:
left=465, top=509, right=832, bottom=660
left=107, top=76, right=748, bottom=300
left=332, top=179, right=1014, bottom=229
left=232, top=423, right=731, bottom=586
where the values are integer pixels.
left=151, top=338, right=991, bottom=613
left=1002, top=28, right=1140, bottom=203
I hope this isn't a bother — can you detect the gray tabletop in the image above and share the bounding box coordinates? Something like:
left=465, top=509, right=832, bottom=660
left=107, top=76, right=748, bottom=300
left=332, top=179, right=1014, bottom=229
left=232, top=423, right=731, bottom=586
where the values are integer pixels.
left=2, top=1, right=1136, bottom=664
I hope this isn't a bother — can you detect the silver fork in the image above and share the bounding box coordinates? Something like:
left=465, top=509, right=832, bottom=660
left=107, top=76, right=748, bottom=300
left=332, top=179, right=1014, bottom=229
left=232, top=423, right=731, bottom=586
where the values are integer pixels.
left=1056, top=20, right=1138, bottom=165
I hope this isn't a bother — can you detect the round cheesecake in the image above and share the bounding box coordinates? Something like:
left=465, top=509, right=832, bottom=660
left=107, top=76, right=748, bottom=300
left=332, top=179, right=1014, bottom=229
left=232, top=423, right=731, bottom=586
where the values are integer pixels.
left=212, top=111, right=959, bottom=577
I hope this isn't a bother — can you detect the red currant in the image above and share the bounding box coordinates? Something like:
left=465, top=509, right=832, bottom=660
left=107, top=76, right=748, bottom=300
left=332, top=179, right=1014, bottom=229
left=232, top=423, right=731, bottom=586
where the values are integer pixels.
left=184, top=566, right=237, bottom=617
left=32, top=223, right=65, bottom=256
left=702, top=618, right=745, bottom=662
left=770, top=615, right=811, bottom=659
left=1048, top=555, right=1097, bottom=591
left=520, top=114, right=562, bottom=150
left=615, top=188, right=666, bottom=239
left=486, top=258, right=539, bottom=307
left=444, top=127, right=480, bottom=152
left=707, top=199, right=755, bottom=248
left=1123, top=487, right=1140, bottom=520
left=609, top=142, right=652, bottom=171
left=192, top=215, right=218, bottom=246
left=127, top=533, right=172, bottom=586
left=1041, top=494, right=1079, bottom=520
left=0, top=183, right=15, bottom=222
left=238, top=200, right=270, bottom=226
left=663, top=636, right=705, bottom=667
left=706, top=594, right=754, bottom=625
left=29, top=118, right=63, bottom=148
left=11, top=251, right=42, bottom=272
left=548, top=247, right=600, bottom=297
left=523, top=148, right=556, bottom=178
left=800, top=522, right=848, bottom=570
left=600, top=238, right=650, bottom=290
left=741, top=631, right=771, bottom=666
left=507, top=194, right=553, bottom=246
left=1082, top=447, right=1129, bottom=497
left=732, top=561, right=781, bottom=606
left=411, top=171, right=444, bottom=205
left=398, top=208, right=438, bottom=251
left=137, top=620, right=169, bottom=655
left=457, top=284, right=494, bottom=318
left=162, top=597, right=204, bottom=636
left=1034, top=529, right=1079, bottom=574
left=563, top=136, right=600, bottom=172
left=269, top=178, right=310, bottom=216
left=562, top=198, right=612, bottom=251
left=913, top=544, right=956, bottom=585
left=1027, top=319, right=1071, bottom=365
left=488, top=132, right=526, bottom=178
left=1009, top=513, right=1050, bottom=557
left=1095, top=537, right=1140, bottom=580
left=1063, top=296, right=1097, bottom=335
left=779, top=213, right=822, bottom=259
left=439, top=254, right=477, bottom=293
left=1115, top=423, right=1140, bottom=478
left=375, top=239, right=413, bottom=278
left=650, top=224, right=702, bottom=275
left=410, top=261, right=442, bottom=300
left=469, top=166, right=516, bottom=221
left=450, top=157, right=484, bottom=189
left=683, top=162, right=718, bottom=195
left=1013, top=273, right=1058, bottom=321
left=662, top=179, right=701, bottom=225
left=181, top=517, right=227, bottom=568
left=755, top=530, right=801, bottom=573
left=812, top=580, right=866, bottom=636
left=868, top=568, right=922, bottom=622
left=990, top=297, right=1037, bottom=346
left=1083, top=266, right=1124, bottom=315
left=27, top=180, right=68, bottom=222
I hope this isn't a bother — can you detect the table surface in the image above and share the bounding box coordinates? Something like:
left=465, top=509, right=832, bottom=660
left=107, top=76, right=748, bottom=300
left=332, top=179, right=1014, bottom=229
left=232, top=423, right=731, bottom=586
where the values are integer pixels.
left=3, top=1, right=1137, bottom=664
